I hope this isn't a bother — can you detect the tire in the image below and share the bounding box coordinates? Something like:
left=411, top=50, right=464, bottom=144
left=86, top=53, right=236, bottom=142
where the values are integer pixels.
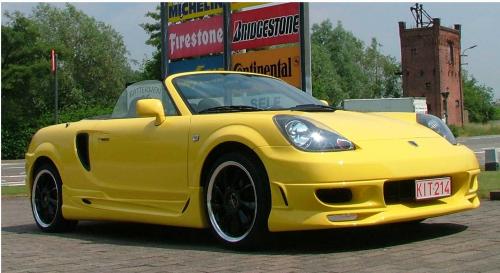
left=204, top=152, right=271, bottom=248
left=31, top=163, right=77, bottom=232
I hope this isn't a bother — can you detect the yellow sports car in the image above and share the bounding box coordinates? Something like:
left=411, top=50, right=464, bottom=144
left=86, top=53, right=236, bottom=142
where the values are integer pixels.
left=26, top=71, right=480, bottom=247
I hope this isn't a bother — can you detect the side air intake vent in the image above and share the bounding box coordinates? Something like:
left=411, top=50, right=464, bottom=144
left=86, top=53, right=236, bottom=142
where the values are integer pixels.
left=76, top=133, right=91, bottom=171
left=316, top=188, right=352, bottom=204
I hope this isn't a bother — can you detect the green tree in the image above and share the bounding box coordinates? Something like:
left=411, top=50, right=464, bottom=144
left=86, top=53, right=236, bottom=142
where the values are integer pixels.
left=362, top=38, right=402, bottom=98
left=32, top=3, right=132, bottom=108
left=2, top=4, right=136, bottom=159
left=140, top=5, right=162, bottom=80
left=310, top=20, right=402, bottom=106
left=311, top=43, right=343, bottom=105
left=1, top=12, right=52, bottom=159
left=462, top=71, right=495, bottom=123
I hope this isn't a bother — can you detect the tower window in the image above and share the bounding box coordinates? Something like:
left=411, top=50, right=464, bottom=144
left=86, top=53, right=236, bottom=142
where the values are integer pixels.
left=448, top=41, right=454, bottom=64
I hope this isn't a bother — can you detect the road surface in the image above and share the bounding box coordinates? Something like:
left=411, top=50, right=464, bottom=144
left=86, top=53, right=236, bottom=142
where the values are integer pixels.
left=2, top=196, right=500, bottom=272
left=457, top=135, right=500, bottom=167
left=1, top=160, right=25, bottom=187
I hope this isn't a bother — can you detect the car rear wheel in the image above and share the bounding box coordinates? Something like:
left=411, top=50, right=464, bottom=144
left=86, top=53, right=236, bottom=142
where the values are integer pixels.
left=204, top=152, right=270, bottom=248
left=31, top=163, right=77, bottom=232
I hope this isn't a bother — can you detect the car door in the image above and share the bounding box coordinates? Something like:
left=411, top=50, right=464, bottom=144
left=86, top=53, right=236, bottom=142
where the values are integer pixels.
left=89, top=81, right=190, bottom=215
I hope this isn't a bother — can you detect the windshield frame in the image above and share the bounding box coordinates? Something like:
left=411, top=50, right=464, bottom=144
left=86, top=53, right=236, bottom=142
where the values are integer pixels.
left=170, top=72, right=322, bottom=115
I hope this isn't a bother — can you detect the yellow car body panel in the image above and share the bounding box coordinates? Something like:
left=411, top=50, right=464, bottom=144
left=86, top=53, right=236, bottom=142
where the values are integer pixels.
left=256, top=141, right=479, bottom=231
left=25, top=71, right=480, bottom=233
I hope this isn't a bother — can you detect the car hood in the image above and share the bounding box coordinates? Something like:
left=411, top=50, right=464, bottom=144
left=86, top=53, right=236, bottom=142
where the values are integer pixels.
left=284, top=110, right=438, bottom=141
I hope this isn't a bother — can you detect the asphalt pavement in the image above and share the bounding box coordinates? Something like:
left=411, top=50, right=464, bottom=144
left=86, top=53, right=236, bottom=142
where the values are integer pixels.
left=1, top=160, right=25, bottom=187
left=2, top=135, right=499, bottom=187
left=457, top=134, right=500, bottom=151
left=457, top=135, right=500, bottom=167
left=2, top=197, right=500, bottom=272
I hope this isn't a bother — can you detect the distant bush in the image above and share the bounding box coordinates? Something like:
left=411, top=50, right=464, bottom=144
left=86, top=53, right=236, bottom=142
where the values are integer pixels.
left=463, top=72, right=496, bottom=123
left=494, top=106, right=500, bottom=120
left=58, top=106, right=113, bottom=123
left=1, top=125, right=39, bottom=160
left=449, top=125, right=462, bottom=138
left=1, top=106, right=113, bottom=159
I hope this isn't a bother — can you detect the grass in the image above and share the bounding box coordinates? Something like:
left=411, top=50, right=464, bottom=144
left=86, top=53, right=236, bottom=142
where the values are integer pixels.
left=1, top=185, right=28, bottom=196
left=478, top=170, right=500, bottom=198
left=452, top=121, right=500, bottom=137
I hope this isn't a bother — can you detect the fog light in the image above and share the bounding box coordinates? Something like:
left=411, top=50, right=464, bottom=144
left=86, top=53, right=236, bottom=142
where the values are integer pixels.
left=327, top=213, right=358, bottom=222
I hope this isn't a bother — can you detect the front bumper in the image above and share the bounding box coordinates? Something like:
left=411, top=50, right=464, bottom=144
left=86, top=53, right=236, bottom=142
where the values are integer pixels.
left=255, top=138, right=480, bottom=232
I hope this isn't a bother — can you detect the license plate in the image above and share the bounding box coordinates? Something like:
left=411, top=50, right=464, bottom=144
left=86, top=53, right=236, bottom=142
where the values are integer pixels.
left=415, top=177, right=451, bottom=200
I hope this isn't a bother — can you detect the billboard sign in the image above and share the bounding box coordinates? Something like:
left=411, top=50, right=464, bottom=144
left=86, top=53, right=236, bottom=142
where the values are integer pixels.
left=168, top=16, right=223, bottom=60
left=231, top=3, right=300, bottom=51
left=169, top=55, right=223, bottom=74
left=168, top=2, right=224, bottom=23
left=231, top=2, right=267, bottom=11
left=232, top=46, right=301, bottom=88
left=168, top=2, right=266, bottom=23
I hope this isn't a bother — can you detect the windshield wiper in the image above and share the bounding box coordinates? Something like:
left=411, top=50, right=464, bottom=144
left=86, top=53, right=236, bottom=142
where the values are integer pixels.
left=198, top=105, right=263, bottom=114
left=288, top=104, right=336, bottom=112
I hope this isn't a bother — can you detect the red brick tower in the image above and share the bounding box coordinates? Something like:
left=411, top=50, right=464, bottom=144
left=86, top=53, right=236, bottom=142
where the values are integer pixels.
left=399, top=17, right=464, bottom=126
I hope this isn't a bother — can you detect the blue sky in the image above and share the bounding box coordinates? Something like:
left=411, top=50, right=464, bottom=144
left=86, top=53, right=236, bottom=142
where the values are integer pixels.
left=2, top=2, right=499, bottom=98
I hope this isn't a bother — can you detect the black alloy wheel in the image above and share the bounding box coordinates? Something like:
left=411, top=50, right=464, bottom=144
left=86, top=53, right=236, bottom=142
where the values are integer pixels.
left=31, top=163, right=77, bottom=232
left=205, top=152, right=270, bottom=248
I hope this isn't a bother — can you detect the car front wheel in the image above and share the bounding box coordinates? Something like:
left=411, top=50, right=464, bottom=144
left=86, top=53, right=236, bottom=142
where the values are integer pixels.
left=205, top=152, right=270, bottom=248
left=31, top=163, right=77, bottom=232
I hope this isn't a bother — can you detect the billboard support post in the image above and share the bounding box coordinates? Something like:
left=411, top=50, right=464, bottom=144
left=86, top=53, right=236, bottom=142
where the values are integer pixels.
left=160, top=2, right=169, bottom=79
left=300, top=3, right=312, bottom=95
left=223, top=3, right=232, bottom=70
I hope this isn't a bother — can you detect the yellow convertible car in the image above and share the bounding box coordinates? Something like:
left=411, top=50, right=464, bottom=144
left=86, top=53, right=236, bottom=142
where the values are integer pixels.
left=26, top=71, right=480, bottom=247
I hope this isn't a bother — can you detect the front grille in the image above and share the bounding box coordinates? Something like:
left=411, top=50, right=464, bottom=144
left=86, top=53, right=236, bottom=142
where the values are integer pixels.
left=384, top=180, right=415, bottom=204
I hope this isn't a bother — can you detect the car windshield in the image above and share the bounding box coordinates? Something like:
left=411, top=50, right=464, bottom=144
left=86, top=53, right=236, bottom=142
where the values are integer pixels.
left=172, top=73, right=324, bottom=114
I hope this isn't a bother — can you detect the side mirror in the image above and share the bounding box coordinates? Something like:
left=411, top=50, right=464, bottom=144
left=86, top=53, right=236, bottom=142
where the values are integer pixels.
left=136, top=99, right=165, bottom=126
left=319, top=100, right=329, bottom=106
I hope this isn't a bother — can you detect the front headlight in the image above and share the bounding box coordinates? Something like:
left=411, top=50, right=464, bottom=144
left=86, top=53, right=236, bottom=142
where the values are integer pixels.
left=274, top=115, right=355, bottom=152
left=417, top=113, right=457, bottom=145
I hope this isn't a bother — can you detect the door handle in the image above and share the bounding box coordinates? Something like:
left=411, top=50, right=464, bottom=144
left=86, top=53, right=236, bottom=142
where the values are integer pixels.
left=96, top=132, right=111, bottom=142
